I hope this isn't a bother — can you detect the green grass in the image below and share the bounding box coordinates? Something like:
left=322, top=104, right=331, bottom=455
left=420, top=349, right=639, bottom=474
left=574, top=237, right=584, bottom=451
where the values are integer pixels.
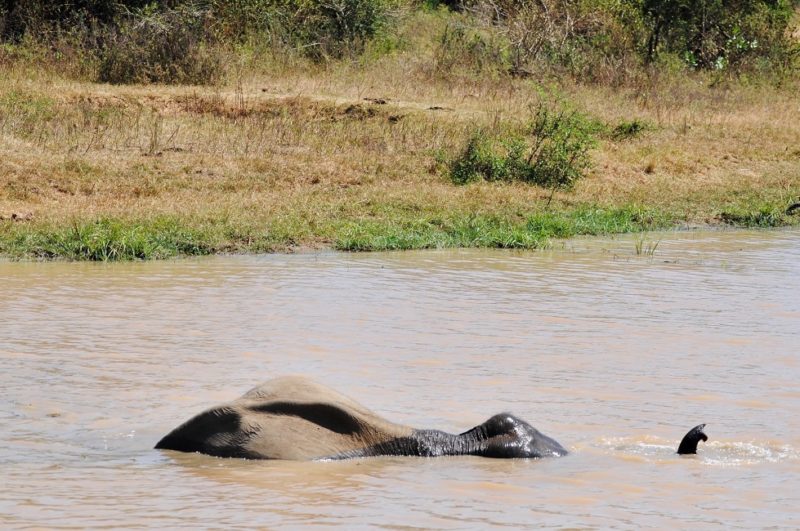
left=0, top=218, right=215, bottom=261
left=717, top=206, right=789, bottom=228
left=333, top=206, right=672, bottom=252
left=1, top=200, right=797, bottom=260
left=334, top=216, right=547, bottom=251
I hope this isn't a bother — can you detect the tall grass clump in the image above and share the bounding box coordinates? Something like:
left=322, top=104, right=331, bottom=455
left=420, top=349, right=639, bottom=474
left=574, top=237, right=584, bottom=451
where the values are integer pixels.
left=1, top=218, right=214, bottom=261
left=450, top=103, right=597, bottom=190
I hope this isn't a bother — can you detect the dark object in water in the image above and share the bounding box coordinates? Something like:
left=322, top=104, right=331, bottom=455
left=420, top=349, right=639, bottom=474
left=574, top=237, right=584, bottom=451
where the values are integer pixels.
left=677, top=424, right=708, bottom=455
left=155, top=376, right=568, bottom=461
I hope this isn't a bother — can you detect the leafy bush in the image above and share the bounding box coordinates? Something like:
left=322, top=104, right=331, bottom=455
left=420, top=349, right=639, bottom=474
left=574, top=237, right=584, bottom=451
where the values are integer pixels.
left=457, top=0, right=644, bottom=82
left=522, top=104, right=597, bottom=188
left=0, top=1, right=146, bottom=39
left=1, top=0, right=397, bottom=77
left=210, top=0, right=397, bottom=60
left=640, top=0, right=797, bottom=71
left=611, top=119, right=651, bottom=140
left=1, top=0, right=796, bottom=81
left=98, top=4, right=223, bottom=85
left=448, top=0, right=798, bottom=77
left=449, top=130, right=515, bottom=183
left=450, top=103, right=596, bottom=189
left=433, top=21, right=509, bottom=77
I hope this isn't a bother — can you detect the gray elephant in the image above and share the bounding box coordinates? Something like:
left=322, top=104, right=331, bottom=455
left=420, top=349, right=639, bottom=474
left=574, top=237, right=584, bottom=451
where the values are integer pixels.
left=155, top=376, right=568, bottom=460
left=156, top=376, right=708, bottom=460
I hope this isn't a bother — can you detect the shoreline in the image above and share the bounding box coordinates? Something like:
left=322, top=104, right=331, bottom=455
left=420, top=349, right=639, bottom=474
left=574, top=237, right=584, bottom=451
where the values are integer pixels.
left=2, top=219, right=798, bottom=262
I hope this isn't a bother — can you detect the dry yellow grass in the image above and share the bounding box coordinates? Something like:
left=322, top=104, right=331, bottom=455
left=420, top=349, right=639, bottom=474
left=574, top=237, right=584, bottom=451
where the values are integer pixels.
left=0, top=31, right=799, bottom=258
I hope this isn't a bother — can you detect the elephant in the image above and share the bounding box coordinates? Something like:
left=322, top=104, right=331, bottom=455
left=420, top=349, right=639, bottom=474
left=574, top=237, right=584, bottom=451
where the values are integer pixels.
left=155, top=376, right=708, bottom=460
left=155, top=376, right=568, bottom=460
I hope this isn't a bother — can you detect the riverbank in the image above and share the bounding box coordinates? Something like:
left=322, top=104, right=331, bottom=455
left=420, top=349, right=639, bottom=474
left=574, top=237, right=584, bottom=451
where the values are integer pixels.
left=1, top=41, right=799, bottom=259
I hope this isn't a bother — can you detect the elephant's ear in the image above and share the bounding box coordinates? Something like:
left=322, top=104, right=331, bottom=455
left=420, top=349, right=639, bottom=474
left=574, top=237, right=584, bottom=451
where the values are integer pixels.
left=155, top=406, right=258, bottom=458
left=458, top=413, right=517, bottom=438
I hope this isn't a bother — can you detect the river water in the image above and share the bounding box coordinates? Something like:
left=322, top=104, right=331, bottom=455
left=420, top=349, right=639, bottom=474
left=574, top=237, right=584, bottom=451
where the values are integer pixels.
left=1, top=230, right=799, bottom=529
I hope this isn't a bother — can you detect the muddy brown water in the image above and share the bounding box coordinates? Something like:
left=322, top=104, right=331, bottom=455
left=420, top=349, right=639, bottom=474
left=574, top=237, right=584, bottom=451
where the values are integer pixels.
left=2, top=230, right=799, bottom=528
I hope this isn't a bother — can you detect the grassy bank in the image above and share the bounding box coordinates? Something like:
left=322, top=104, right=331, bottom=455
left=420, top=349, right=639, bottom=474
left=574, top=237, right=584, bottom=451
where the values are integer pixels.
left=1, top=8, right=799, bottom=260
left=0, top=207, right=673, bottom=260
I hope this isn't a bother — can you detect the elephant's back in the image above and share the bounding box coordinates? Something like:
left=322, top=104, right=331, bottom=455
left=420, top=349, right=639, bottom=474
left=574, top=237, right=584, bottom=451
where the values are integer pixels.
left=156, top=377, right=413, bottom=460
left=241, top=376, right=385, bottom=418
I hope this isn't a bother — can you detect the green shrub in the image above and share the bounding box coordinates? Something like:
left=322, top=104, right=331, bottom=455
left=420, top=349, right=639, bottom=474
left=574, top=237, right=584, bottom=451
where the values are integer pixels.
left=210, top=0, right=397, bottom=60
left=433, top=21, right=509, bottom=77
left=640, top=0, right=797, bottom=71
left=0, top=1, right=149, bottom=40
left=611, top=118, right=651, bottom=140
left=460, top=0, right=644, bottom=83
left=98, top=4, right=223, bottom=85
left=449, top=130, right=516, bottom=183
left=450, top=0, right=797, bottom=78
left=522, top=104, right=597, bottom=188
left=449, top=103, right=597, bottom=189
left=300, top=0, right=395, bottom=59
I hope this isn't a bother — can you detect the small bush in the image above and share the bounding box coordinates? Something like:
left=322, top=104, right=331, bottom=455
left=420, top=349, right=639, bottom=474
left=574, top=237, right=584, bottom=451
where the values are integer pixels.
left=611, top=119, right=651, bottom=140
left=449, top=103, right=597, bottom=189
left=98, top=4, right=223, bottom=85
left=523, top=104, right=597, bottom=188
left=449, top=130, right=516, bottom=183
left=300, top=0, right=396, bottom=59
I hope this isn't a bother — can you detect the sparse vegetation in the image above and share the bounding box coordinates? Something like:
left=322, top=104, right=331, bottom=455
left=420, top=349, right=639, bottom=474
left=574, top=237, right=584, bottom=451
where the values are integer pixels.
left=634, top=234, right=661, bottom=256
left=0, top=2, right=798, bottom=260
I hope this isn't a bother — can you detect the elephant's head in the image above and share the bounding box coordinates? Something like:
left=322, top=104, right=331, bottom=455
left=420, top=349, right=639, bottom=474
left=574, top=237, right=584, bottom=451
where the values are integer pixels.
left=460, top=413, right=568, bottom=458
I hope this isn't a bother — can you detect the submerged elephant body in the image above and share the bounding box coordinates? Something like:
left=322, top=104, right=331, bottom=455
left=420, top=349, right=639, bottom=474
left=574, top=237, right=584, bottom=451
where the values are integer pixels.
left=155, top=376, right=568, bottom=460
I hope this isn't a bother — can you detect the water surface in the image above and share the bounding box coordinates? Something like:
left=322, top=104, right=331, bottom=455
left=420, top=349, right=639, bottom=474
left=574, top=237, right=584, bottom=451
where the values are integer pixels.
left=2, top=229, right=799, bottom=528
